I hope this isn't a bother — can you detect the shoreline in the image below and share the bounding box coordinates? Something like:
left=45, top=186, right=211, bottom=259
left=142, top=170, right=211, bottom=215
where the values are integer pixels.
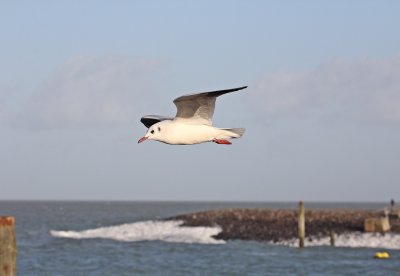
left=169, top=208, right=400, bottom=242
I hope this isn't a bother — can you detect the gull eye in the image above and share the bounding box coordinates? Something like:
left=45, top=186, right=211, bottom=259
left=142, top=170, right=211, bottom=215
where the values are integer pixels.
left=158, top=127, right=161, bottom=132
left=150, top=130, right=154, bottom=134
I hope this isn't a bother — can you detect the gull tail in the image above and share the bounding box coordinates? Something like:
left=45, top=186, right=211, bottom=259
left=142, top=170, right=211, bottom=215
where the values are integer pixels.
left=223, top=128, right=245, bottom=138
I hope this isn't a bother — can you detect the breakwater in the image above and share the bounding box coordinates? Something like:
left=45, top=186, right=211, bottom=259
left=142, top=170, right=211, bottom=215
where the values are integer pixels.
left=169, top=208, right=400, bottom=242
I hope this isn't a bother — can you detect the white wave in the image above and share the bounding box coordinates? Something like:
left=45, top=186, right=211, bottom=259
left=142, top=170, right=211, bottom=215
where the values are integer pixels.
left=50, top=220, right=224, bottom=244
left=276, top=232, right=400, bottom=249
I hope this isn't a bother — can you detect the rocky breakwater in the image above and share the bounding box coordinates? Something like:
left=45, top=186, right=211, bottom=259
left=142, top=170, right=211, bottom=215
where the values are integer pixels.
left=169, top=208, right=400, bottom=242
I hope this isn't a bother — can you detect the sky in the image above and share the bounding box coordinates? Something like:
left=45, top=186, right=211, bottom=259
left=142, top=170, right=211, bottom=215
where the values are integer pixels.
left=1, top=1, right=400, bottom=201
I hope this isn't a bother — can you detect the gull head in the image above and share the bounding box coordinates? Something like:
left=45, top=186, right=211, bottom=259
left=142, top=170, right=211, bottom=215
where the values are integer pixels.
left=138, top=122, right=165, bottom=143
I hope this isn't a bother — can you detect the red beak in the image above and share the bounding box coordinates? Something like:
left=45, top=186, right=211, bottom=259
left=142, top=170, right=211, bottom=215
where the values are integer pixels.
left=138, top=136, right=148, bottom=143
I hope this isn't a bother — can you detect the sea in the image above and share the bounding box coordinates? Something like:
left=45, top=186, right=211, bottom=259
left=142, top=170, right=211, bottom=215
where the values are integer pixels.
left=0, top=201, right=399, bottom=275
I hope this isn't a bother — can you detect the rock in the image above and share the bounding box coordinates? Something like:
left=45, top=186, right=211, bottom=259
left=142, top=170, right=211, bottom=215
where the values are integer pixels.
left=168, top=208, right=400, bottom=242
left=389, top=208, right=400, bottom=219
left=364, top=217, right=391, bottom=233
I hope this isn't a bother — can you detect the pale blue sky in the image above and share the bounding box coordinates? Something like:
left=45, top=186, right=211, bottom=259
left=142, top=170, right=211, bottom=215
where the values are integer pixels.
left=1, top=1, right=400, bottom=201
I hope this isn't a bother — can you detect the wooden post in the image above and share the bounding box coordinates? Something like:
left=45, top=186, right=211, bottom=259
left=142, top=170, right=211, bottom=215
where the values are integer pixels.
left=0, top=217, right=17, bottom=276
left=330, top=230, right=336, bottom=246
left=298, top=201, right=305, bottom=248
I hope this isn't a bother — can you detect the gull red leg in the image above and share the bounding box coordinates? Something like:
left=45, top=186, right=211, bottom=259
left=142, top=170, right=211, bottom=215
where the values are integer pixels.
left=212, top=138, right=232, bottom=145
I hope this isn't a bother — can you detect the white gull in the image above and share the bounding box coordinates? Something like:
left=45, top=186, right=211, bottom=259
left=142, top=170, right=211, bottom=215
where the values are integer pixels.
left=138, top=86, right=247, bottom=145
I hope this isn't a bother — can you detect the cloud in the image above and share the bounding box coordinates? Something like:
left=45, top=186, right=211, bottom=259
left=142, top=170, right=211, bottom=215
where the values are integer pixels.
left=0, top=82, right=22, bottom=122
left=15, top=55, right=164, bottom=129
left=0, top=84, right=9, bottom=115
left=252, top=56, right=400, bottom=124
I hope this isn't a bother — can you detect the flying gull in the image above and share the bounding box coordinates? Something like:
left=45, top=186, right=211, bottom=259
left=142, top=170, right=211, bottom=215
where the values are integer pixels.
left=138, top=86, right=247, bottom=145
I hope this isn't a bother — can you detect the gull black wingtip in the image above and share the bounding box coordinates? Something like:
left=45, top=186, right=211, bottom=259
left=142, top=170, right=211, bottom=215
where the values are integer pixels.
left=140, top=115, right=173, bottom=128
left=220, top=85, right=248, bottom=93
left=215, top=85, right=248, bottom=95
left=231, top=85, right=247, bottom=91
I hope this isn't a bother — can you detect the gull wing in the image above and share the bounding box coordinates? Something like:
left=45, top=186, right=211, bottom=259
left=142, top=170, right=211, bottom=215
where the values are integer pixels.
left=173, top=86, right=247, bottom=125
left=140, top=115, right=173, bottom=128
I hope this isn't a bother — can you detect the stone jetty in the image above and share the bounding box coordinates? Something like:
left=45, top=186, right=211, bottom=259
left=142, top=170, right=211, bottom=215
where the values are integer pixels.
left=169, top=208, right=400, bottom=242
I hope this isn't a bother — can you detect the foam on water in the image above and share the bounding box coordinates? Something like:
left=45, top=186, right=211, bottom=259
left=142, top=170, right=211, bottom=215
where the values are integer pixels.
left=50, top=220, right=224, bottom=244
left=277, top=232, right=400, bottom=249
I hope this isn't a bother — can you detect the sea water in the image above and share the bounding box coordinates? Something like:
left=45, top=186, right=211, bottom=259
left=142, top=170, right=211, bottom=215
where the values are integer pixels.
left=1, top=201, right=399, bottom=275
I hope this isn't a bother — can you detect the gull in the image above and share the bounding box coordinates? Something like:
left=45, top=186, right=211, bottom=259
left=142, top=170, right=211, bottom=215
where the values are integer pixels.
left=138, top=86, right=247, bottom=145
